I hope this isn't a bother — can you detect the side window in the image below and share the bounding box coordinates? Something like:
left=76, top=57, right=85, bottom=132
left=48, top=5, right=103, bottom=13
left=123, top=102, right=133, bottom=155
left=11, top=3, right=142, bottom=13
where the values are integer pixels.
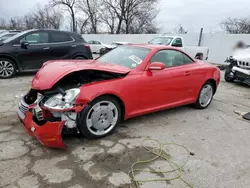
left=151, top=50, right=188, bottom=68
left=20, top=32, right=49, bottom=44
left=183, top=54, right=194, bottom=64
left=88, top=40, right=94, bottom=44
left=172, top=38, right=183, bottom=47
left=93, top=41, right=101, bottom=44
left=51, top=32, right=72, bottom=43
left=151, top=50, right=172, bottom=67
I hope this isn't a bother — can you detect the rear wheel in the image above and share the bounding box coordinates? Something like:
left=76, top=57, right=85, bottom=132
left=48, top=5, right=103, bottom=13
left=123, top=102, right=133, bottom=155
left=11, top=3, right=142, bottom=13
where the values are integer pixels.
left=194, top=81, right=214, bottom=109
left=77, top=96, right=122, bottom=139
left=224, top=67, right=235, bottom=82
left=74, top=56, right=86, bottom=60
left=0, top=58, right=17, bottom=79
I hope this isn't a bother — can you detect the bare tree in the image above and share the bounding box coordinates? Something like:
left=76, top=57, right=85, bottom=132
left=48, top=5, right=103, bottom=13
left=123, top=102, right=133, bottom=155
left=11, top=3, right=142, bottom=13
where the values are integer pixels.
left=51, top=0, right=78, bottom=32
left=102, top=0, right=126, bottom=34
left=78, top=0, right=101, bottom=33
left=221, top=17, right=250, bottom=34
left=101, top=0, right=159, bottom=34
left=100, top=3, right=117, bottom=34
left=0, top=19, right=8, bottom=29
left=32, top=5, right=62, bottom=29
left=23, top=14, right=36, bottom=29
left=123, top=0, right=159, bottom=34
left=174, top=24, right=187, bottom=34
left=122, top=0, right=158, bottom=34
left=77, top=16, right=89, bottom=33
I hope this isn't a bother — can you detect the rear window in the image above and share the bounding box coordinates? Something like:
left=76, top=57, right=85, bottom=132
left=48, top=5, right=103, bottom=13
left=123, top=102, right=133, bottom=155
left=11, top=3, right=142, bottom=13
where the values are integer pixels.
left=51, top=32, right=72, bottom=43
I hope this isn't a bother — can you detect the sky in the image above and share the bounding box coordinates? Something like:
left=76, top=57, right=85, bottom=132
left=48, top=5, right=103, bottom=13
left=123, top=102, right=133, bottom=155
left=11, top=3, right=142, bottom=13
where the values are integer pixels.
left=1, top=0, right=250, bottom=33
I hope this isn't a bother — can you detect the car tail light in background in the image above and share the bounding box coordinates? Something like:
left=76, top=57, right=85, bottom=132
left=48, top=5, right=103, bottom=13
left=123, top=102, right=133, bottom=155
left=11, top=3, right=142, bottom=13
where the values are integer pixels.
left=84, top=44, right=91, bottom=52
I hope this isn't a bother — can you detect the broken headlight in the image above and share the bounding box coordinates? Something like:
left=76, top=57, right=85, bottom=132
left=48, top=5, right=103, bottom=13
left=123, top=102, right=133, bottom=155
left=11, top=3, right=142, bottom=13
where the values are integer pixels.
left=43, top=88, right=80, bottom=110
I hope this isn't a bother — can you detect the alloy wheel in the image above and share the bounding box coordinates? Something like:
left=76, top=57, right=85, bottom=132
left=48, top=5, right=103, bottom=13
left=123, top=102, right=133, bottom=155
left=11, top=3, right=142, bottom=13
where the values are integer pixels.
left=86, top=100, right=119, bottom=136
left=0, top=60, right=14, bottom=78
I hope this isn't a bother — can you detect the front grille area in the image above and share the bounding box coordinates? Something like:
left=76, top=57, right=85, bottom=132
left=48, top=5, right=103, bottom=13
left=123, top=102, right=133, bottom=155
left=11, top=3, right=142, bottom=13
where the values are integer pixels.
left=237, top=61, right=250, bottom=68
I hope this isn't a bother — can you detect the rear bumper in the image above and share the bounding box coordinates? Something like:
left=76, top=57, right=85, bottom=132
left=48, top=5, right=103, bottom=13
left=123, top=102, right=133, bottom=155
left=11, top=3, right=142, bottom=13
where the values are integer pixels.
left=18, top=110, right=66, bottom=149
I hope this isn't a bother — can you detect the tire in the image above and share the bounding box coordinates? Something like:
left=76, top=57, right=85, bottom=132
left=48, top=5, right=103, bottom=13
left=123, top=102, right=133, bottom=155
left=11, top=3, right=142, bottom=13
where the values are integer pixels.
left=77, top=96, right=122, bottom=139
left=74, top=56, right=86, bottom=60
left=194, top=81, right=215, bottom=109
left=100, top=48, right=106, bottom=55
left=0, top=58, right=17, bottom=79
left=195, top=53, right=203, bottom=60
left=224, top=67, right=234, bottom=82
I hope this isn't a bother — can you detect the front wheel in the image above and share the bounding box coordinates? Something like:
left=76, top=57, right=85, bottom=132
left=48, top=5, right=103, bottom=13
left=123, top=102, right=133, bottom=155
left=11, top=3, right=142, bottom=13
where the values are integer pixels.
left=0, top=58, right=17, bottom=79
left=194, top=82, right=214, bottom=109
left=77, top=96, right=122, bottom=139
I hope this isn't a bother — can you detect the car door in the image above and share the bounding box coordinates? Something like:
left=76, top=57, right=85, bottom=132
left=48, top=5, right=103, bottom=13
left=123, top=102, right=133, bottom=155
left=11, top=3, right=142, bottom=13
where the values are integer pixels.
left=138, top=49, right=197, bottom=111
left=48, top=31, right=73, bottom=60
left=16, top=31, right=51, bottom=70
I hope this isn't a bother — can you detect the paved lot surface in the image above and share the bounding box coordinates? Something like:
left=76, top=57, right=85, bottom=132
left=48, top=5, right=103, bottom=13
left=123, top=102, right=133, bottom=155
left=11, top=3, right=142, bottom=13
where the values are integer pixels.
left=0, top=71, right=250, bottom=188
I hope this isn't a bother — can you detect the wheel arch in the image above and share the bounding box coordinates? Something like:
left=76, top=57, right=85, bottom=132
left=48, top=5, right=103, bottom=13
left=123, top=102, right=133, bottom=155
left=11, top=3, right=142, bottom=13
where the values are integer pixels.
left=204, top=78, right=217, bottom=94
left=72, top=53, right=88, bottom=59
left=92, top=93, right=126, bottom=120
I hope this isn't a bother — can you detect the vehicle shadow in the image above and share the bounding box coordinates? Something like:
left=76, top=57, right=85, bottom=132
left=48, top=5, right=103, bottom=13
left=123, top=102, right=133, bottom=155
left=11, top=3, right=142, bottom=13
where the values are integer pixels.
left=16, top=71, right=36, bottom=78
left=63, top=105, right=194, bottom=147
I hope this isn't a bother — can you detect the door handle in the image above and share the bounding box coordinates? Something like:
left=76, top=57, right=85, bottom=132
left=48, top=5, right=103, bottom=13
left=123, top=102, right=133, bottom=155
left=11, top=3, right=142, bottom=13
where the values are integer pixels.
left=71, top=45, right=77, bottom=48
left=43, top=47, right=50, bottom=50
left=184, top=71, right=191, bottom=76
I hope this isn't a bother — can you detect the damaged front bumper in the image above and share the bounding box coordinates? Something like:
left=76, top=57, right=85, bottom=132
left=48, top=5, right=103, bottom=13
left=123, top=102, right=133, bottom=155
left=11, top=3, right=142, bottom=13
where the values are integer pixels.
left=232, top=66, right=250, bottom=84
left=17, top=96, right=86, bottom=149
left=19, top=110, right=66, bottom=148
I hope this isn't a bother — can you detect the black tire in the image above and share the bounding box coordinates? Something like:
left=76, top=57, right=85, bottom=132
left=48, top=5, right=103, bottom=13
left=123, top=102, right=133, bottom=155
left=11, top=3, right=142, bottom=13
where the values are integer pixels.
left=0, top=58, right=17, bottom=79
left=100, top=48, right=106, bottom=55
left=74, top=56, right=86, bottom=60
left=77, top=96, right=122, bottom=139
left=194, top=81, right=215, bottom=109
left=224, top=67, right=234, bottom=82
left=195, top=53, right=203, bottom=60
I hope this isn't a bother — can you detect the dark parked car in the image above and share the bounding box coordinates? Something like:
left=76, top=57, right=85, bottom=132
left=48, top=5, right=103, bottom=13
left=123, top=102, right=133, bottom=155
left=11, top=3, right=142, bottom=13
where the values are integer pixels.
left=0, top=29, right=93, bottom=78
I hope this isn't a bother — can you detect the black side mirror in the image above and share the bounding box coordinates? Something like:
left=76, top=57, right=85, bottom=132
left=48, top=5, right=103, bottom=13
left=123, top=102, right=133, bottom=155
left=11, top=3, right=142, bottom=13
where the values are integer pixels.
left=21, top=41, right=29, bottom=48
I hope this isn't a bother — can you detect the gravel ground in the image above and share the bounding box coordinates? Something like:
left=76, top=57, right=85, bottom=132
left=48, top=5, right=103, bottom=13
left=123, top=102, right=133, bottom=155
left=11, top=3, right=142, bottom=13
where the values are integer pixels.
left=0, top=71, right=250, bottom=188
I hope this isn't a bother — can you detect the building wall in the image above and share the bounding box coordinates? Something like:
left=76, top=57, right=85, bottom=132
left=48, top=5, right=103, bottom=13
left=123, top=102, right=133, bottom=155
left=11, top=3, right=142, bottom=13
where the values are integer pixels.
left=82, top=33, right=250, bottom=64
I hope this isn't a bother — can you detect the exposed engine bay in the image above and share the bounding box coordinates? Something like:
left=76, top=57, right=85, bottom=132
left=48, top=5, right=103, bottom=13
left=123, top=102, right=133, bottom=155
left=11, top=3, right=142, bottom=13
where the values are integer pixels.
left=21, top=70, right=127, bottom=130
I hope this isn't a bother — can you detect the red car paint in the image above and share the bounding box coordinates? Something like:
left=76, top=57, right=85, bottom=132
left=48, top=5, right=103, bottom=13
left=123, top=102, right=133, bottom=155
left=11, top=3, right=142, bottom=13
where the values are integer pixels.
left=20, top=45, right=220, bottom=148
left=22, top=111, right=66, bottom=148
left=32, top=59, right=131, bottom=90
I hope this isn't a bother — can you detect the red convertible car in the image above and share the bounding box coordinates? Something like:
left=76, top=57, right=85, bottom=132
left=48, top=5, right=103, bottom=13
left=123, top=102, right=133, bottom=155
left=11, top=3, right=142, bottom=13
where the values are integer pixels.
left=17, top=44, right=220, bottom=148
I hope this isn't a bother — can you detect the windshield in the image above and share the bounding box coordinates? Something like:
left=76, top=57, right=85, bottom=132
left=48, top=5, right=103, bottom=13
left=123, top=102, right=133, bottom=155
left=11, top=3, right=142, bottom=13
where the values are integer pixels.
left=148, top=37, right=173, bottom=45
left=97, top=45, right=150, bottom=69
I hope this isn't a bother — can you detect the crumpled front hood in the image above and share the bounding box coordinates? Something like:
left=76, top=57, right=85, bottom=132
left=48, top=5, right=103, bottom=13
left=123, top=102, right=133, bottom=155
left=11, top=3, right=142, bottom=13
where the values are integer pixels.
left=233, top=48, right=250, bottom=62
left=32, top=60, right=131, bottom=90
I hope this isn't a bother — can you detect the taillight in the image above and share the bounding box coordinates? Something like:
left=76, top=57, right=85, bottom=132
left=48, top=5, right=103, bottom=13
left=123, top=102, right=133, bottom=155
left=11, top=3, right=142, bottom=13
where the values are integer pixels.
left=84, top=44, right=91, bottom=52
